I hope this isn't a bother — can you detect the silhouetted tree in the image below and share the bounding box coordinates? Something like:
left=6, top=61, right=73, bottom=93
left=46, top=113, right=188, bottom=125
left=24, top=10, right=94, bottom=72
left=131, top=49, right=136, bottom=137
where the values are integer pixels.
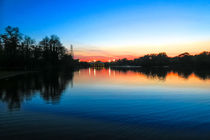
left=0, top=26, right=74, bottom=70
left=0, top=26, right=22, bottom=67
left=194, top=51, right=210, bottom=67
left=1, top=26, right=210, bottom=70
left=107, top=52, right=210, bottom=68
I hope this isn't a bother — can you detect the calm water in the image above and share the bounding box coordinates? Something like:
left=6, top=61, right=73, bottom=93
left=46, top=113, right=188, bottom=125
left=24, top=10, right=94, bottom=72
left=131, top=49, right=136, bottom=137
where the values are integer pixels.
left=1, top=68, right=210, bottom=140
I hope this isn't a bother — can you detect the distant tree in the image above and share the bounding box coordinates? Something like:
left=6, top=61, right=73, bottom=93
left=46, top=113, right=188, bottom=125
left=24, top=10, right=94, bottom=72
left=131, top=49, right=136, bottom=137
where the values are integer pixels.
left=20, top=36, right=36, bottom=68
left=1, top=26, right=22, bottom=56
left=49, top=35, right=60, bottom=51
left=0, top=26, right=74, bottom=70
left=0, top=37, right=3, bottom=52
left=39, top=36, right=51, bottom=65
left=39, top=36, right=50, bottom=49
left=178, top=52, right=190, bottom=57
left=49, top=35, right=66, bottom=60
left=194, top=51, right=210, bottom=67
left=39, top=35, right=66, bottom=65
left=171, top=52, right=193, bottom=67
left=0, top=37, right=3, bottom=65
left=0, top=26, right=22, bottom=67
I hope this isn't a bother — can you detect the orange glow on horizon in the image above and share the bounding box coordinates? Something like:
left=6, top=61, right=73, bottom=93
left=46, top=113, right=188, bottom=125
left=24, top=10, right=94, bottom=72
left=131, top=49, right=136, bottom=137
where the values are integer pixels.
left=75, top=51, right=209, bottom=62
left=73, top=40, right=210, bottom=62
left=75, top=55, right=136, bottom=62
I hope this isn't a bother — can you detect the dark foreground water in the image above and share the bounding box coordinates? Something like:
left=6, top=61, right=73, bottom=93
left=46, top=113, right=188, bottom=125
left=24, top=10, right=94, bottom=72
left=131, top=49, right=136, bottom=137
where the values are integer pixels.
left=0, top=68, right=210, bottom=140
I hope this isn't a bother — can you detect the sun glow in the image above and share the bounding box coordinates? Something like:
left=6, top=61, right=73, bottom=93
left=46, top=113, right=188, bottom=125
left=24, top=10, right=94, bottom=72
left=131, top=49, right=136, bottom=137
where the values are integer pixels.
left=74, top=40, right=210, bottom=62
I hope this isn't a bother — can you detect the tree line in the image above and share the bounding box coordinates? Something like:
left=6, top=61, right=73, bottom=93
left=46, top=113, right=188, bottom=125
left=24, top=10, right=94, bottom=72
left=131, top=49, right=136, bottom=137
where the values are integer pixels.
left=1, top=26, right=210, bottom=69
left=106, top=52, right=210, bottom=68
left=0, top=26, right=74, bottom=70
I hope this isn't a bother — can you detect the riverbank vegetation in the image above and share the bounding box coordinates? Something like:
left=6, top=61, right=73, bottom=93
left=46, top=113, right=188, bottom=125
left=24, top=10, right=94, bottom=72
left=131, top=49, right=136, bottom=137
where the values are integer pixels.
left=1, top=26, right=210, bottom=70
left=0, top=26, right=77, bottom=70
left=105, top=52, right=210, bottom=68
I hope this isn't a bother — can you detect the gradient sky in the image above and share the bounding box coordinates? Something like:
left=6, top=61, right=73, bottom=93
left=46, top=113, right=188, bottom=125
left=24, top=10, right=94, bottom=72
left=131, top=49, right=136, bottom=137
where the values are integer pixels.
left=1, top=0, right=210, bottom=61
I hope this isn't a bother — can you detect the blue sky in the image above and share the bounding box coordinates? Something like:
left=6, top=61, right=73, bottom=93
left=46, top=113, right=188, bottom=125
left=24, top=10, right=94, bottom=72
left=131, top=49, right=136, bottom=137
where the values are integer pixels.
left=1, top=0, right=210, bottom=60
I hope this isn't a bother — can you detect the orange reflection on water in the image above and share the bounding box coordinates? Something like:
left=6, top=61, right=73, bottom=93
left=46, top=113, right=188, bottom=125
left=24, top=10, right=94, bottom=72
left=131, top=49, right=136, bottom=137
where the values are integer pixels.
left=74, top=68, right=210, bottom=90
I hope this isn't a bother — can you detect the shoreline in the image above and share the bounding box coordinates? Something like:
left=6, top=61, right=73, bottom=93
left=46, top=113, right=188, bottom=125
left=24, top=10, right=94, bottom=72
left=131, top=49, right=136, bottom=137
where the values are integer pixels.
left=0, top=71, right=36, bottom=80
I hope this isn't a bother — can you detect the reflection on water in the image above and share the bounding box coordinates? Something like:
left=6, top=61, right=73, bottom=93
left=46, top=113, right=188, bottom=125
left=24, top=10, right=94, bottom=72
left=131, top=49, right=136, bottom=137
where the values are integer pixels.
left=0, top=71, right=73, bottom=109
left=1, top=67, right=210, bottom=109
left=1, top=68, right=210, bottom=139
left=75, top=67, right=210, bottom=90
left=110, top=67, right=210, bottom=80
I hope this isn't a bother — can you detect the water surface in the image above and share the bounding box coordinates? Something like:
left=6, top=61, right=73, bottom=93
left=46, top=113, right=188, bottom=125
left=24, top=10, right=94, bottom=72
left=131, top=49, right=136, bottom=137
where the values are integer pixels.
left=0, top=68, right=210, bottom=140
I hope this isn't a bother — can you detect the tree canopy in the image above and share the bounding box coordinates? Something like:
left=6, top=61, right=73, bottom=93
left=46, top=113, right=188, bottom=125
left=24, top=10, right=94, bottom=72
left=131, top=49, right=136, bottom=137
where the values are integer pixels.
left=0, top=26, right=73, bottom=70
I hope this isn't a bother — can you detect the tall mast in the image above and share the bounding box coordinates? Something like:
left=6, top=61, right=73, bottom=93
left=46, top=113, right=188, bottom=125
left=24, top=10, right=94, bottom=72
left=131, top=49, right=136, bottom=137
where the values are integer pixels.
left=70, top=44, right=74, bottom=59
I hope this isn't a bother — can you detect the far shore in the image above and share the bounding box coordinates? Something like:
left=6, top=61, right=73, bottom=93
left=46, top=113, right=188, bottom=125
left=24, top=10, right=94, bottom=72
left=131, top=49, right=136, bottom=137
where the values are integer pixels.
left=0, top=71, right=36, bottom=80
left=110, top=65, right=142, bottom=68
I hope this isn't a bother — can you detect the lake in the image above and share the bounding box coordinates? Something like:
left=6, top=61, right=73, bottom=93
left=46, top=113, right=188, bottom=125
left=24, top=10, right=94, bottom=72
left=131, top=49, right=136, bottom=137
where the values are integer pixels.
left=0, top=68, right=210, bottom=140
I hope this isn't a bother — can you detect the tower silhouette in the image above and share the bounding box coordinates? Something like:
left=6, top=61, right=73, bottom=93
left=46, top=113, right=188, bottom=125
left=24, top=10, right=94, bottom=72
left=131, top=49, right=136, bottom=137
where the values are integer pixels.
left=70, top=44, right=74, bottom=59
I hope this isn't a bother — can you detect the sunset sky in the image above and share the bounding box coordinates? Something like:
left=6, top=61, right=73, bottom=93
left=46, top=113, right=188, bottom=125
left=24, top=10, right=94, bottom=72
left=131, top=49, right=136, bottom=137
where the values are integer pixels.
left=1, top=0, right=210, bottom=61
